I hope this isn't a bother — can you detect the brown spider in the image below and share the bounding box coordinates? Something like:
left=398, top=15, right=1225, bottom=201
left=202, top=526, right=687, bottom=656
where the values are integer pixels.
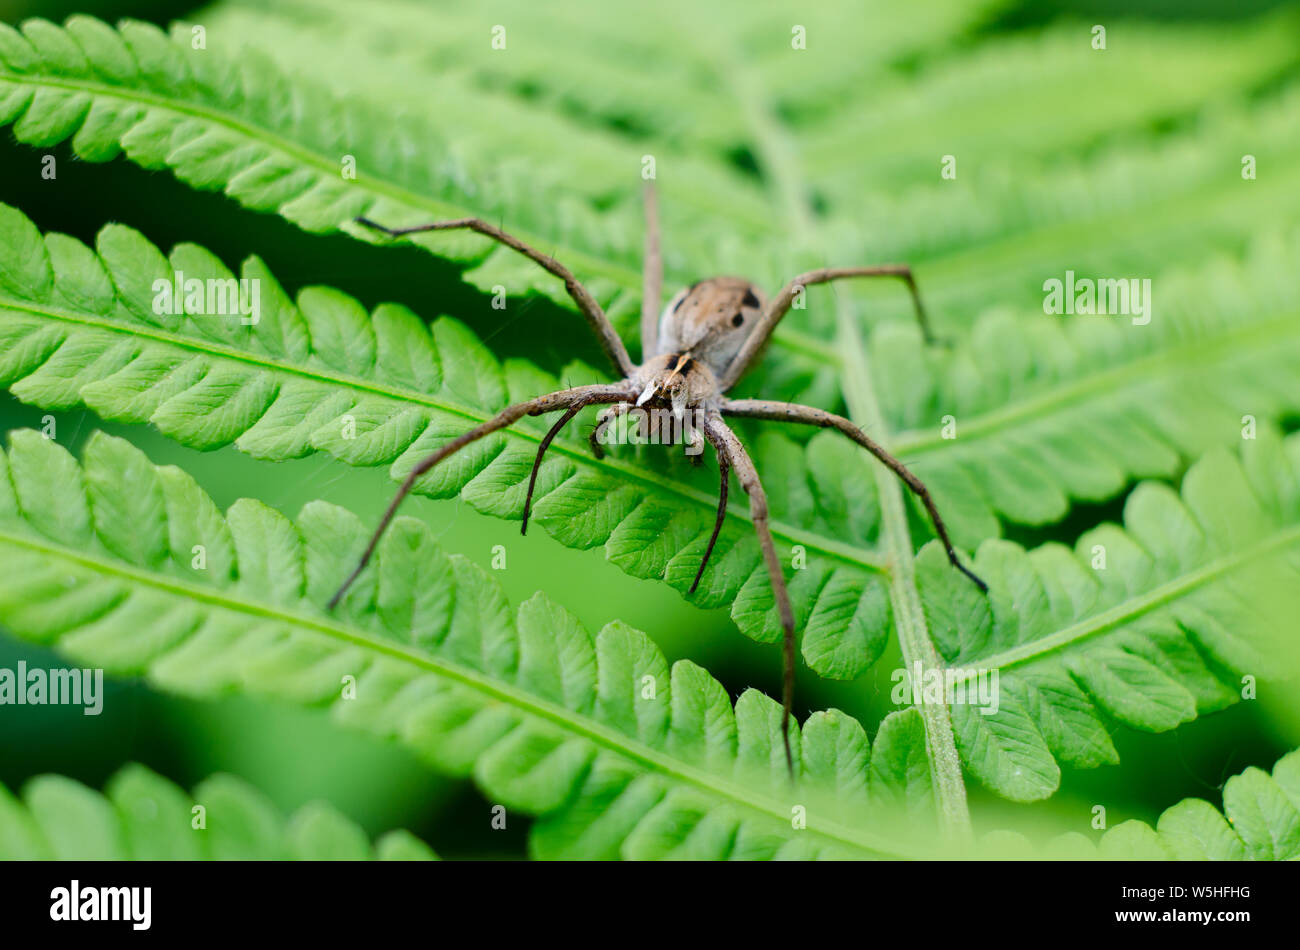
left=329, top=185, right=986, bottom=776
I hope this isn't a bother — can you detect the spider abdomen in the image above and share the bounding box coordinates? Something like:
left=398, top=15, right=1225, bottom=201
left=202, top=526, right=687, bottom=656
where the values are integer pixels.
left=657, top=276, right=765, bottom=375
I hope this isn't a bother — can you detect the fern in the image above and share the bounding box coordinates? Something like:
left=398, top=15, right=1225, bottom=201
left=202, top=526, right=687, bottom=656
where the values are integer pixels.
left=13, top=751, right=1299, bottom=863
left=2, top=2, right=1298, bottom=860
left=917, top=427, right=1300, bottom=801
left=880, top=229, right=1300, bottom=544
left=0, top=14, right=818, bottom=360
left=191, top=0, right=1007, bottom=161
left=0, top=428, right=950, bottom=859
left=0, top=202, right=894, bottom=678
left=796, top=16, right=1300, bottom=186
left=3, top=427, right=1294, bottom=856
left=205, top=2, right=1299, bottom=196
left=2, top=202, right=1298, bottom=682
left=997, top=748, right=1300, bottom=860
left=0, top=762, right=437, bottom=859
left=184, top=1, right=1300, bottom=329
left=1130, top=748, right=1300, bottom=861
left=10, top=11, right=1297, bottom=364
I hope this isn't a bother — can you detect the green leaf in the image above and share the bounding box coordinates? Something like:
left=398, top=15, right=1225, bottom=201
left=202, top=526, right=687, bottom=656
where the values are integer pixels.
left=0, top=428, right=951, bottom=859
left=915, top=430, right=1300, bottom=801
left=0, top=763, right=435, bottom=860
left=6, top=199, right=1300, bottom=687
left=0, top=203, right=903, bottom=678
left=879, top=251, right=1300, bottom=546
left=6, top=4, right=1300, bottom=851
left=0, top=13, right=815, bottom=360
left=1100, top=749, right=1300, bottom=861
left=192, top=2, right=1300, bottom=331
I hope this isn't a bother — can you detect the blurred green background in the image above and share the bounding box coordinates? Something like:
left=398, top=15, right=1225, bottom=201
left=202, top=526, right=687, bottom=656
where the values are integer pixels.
left=1, top=0, right=1298, bottom=858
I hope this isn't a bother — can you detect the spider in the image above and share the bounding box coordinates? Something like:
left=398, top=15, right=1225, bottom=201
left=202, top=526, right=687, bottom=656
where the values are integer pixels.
left=329, top=185, right=986, bottom=777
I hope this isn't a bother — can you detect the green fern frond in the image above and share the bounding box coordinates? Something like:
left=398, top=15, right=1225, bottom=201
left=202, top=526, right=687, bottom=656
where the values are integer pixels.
left=207, top=2, right=1297, bottom=194
left=999, top=748, right=1300, bottom=859
left=0, top=428, right=944, bottom=859
left=0, top=762, right=436, bottom=859
left=3, top=4, right=1297, bottom=857
left=798, top=15, right=1300, bottom=189
left=841, top=85, right=1300, bottom=324
left=193, top=0, right=1004, bottom=159
left=186, top=2, right=782, bottom=226
left=876, top=228, right=1300, bottom=544
left=190, top=1, right=1300, bottom=333
left=915, top=428, right=1300, bottom=802
left=0, top=14, right=824, bottom=357
left=1099, top=748, right=1300, bottom=860
left=4, top=203, right=1298, bottom=681
left=0, top=202, right=899, bottom=678
left=3, top=427, right=1292, bottom=851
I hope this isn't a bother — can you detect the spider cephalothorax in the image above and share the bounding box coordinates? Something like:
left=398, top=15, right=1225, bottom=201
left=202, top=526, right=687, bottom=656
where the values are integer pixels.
left=333, top=187, right=985, bottom=777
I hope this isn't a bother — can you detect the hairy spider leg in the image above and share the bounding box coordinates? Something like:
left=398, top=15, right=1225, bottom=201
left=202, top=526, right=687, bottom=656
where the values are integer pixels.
left=722, top=398, right=987, bottom=592
left=588, top=402, right=635, bottom=460
left=522, top=394, right=623, bottom=535
left=354, top=216, right=635, bottom=377
left=702, top=412, right=797, bottom=778
left=328, top=383, right=634, bottom=609
left=722, top=265, right=937, bottom=390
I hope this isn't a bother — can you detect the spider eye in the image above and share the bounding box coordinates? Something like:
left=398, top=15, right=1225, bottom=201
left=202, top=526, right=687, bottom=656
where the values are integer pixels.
left=742, top=289, right=760, bottom=308
left=731, top=312, right=745, bottom=327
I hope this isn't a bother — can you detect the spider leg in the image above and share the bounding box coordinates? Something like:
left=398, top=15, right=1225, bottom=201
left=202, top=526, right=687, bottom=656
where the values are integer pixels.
left=721, top=398, right=987, bottom=592
left=640, top=182, right=662, bottom=361
left=522, top=394, right=619, bottom=535
left=703, top=412, right=797, bottom=779
left=721, top=264, right=937, bottom=390
left=355, top=216, right=636, bottom=377
left=328, top=382, right=633, bottom=609
left=689, top=435, right=729, bottom=595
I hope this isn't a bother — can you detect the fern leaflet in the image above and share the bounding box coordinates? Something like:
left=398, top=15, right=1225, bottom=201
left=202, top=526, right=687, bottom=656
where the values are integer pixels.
left=0, top=762, right=437, bottom=859
left=0, top=427, right=944, bottom=860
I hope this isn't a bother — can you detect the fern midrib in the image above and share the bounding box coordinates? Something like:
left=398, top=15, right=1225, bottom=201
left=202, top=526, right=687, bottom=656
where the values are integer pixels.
left=0, top=69, right=839, bottom=365
left=891, top=314, right=1299, bottom=455
left=0, top=520, right=904, bottom=858
left=720, top=53, right=973, bottom=836
left=0, top=296, right=887, bottom=575
left=950, top=522, right=1300, bottom=683
left=833, top=299, right=971, bottom=839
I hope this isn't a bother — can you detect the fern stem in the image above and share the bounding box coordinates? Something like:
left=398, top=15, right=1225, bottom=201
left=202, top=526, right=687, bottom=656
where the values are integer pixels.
left=723, top=53, right=973, bottom=838
left=834, top=307, right=972, bottom=839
